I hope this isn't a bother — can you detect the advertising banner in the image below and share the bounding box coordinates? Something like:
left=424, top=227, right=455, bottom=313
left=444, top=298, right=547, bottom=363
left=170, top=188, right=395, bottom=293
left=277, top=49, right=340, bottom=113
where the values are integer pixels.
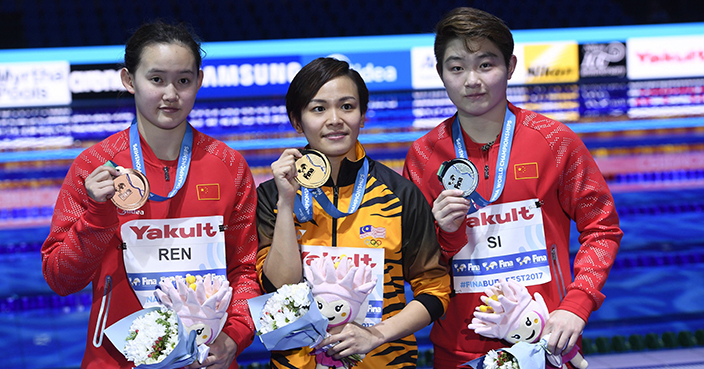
left=627, top=35, right=704, bottom=80
left=199, top=56, right=302, bottom=99
left=0, top=61, right=71, bottom=108
left=579, top=41, right=627, bottom=79
left=522, top=42, right=580, bottom=84
left=69, top=63, right=125, bottom=100
left=303, top=51, right=412, bottom=92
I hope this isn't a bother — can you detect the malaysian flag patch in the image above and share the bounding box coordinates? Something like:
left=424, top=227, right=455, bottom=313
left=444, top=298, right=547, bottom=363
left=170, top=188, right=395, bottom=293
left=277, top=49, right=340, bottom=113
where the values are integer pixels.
left=359, top=225, right=386, bottom=239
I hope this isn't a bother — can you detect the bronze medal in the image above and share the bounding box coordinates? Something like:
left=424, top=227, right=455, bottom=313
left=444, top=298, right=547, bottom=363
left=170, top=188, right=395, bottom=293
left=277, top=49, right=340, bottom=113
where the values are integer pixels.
left=295, top=149, right=331, bottom=188
left=437, top=158, right=480, bottom=198
left=111, top=167, right=150, bottom=210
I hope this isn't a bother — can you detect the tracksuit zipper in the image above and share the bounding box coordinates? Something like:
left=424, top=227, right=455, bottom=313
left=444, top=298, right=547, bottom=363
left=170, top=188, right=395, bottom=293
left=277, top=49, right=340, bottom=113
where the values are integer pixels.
left=551, top=244, right=567, bottom=301
left=481, top=145, right=491, bottom=193
left=332, top=186, right=339, bottom=246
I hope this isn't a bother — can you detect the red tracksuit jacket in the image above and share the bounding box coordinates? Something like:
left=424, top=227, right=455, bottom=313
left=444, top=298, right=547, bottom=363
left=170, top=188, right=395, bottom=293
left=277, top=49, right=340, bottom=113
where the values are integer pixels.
left=403, top=103, right=622, bottom=368
left=42, top=126, right=261, bottom=369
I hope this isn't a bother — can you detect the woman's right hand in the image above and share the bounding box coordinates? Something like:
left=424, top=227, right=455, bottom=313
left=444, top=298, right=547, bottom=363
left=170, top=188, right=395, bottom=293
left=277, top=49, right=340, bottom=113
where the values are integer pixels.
left=271, top=149, right=303, bottom=208
left=85, top=165, right=119, bottom=203
left=433, top=189, right=471, bottom=233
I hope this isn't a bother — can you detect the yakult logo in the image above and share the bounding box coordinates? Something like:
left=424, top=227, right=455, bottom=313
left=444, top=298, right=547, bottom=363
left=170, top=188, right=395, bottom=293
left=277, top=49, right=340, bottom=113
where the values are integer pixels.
left=467, top=205, right=535, bottom=228
left=301, top=251, right=377, bottom=269
left=636, top=51, right=704, bottom=63
left=129, top=222, right=218, bottom=240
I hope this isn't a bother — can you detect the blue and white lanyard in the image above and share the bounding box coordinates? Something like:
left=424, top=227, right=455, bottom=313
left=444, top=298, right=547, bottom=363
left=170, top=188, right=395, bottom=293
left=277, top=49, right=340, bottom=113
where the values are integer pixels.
left=452, top=106, right=516, bottom=214
left=128, top=118, right=193, bottom=202
left=294, top=158, right=369, bottom=223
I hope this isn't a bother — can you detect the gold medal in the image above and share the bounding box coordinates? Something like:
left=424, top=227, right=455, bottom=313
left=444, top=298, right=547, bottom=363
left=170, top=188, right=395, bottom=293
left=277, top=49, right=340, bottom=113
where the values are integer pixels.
left=109, top=164, right=150, bottom=210
left=295, top=149, right=331, bottom=188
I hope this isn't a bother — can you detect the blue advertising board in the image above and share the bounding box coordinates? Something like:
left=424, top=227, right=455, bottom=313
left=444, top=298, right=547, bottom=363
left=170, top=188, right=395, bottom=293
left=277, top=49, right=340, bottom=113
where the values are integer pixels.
left=198, top=55, right=301, bottom=98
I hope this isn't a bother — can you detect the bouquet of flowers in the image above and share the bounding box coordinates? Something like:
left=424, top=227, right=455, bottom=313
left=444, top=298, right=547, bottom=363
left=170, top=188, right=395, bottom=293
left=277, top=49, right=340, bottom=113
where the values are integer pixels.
left=310, top=335, right=364, bottom=368
left=257, top=282, right=311, bottom=334
left=463, top=341, right=547, bottom=369
left=124, top=308, right=180, bottom=365
left=483, top=349, right=519, bottom=369
left=154, top=273, right=232, bottom=345
left=247, top=281, right=329, bottom=351
left=467, top=279, right=587, bottom=369
left=104, top=307, right=199, bottom=369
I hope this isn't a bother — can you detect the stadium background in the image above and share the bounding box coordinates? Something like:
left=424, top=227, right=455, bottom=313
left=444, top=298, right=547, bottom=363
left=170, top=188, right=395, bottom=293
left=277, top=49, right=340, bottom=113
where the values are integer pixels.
left=1, top=1, right=704, bottom=368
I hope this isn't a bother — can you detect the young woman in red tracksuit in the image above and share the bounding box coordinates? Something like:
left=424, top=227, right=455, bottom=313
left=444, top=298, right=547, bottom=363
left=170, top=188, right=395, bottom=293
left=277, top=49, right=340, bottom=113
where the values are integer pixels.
left=41, top=21, right=260, bottom=369
left=403, top=7, right=623, bottom=368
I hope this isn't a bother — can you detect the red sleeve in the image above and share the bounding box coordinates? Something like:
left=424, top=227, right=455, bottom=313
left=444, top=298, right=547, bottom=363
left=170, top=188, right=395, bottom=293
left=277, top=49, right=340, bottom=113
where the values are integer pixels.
left=556, top=132, right=622, bottom=321
left=219, top=153, right=262, bottom=358
left=436, top=221, right=469, bottom=262
left=403, top=128, right=468, bottom=263
left=41, top=153, right=121, bottom=296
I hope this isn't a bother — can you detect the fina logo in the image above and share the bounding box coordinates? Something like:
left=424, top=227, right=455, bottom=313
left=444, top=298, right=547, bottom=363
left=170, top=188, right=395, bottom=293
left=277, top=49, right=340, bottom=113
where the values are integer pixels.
left=580, top=42, right=627, bottom=77
left=328, top=54, right=398, bottom=83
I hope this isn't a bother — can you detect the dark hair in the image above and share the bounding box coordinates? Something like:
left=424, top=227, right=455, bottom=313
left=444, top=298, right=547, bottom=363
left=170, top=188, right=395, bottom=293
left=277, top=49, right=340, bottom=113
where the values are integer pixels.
left=286, top=57, right=370, bottom=126
left=434, top=7, right=514, bottom=70
left=124, top=20, right=204, bottom=73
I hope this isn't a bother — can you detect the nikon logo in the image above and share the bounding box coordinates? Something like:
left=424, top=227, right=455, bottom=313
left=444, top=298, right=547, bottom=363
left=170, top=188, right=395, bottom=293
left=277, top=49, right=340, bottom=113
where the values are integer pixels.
left=527, top=66, right=573, bottom=77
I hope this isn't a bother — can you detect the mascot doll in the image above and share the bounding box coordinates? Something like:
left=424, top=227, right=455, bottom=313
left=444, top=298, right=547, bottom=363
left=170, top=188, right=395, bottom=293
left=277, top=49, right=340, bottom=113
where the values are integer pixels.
left=304, top=255, right=377, bottom=369
left=154, top=274, right=232, bottom=346
left=468, top=279, right=588, bottom=369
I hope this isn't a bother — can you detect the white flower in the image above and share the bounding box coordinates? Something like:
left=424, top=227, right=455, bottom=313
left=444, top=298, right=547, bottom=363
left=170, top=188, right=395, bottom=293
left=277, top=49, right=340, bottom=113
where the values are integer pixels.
left=124, top=308, right=179, bottom=365
left=484, top=350, right=500, bottom=369
left=483, top=349, right=519, bottom=369
left=257, top=282, right=312, bottom=335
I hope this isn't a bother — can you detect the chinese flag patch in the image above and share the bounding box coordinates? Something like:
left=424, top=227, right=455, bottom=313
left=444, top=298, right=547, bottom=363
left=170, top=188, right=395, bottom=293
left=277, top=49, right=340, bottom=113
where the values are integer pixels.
left=514, top=163, right=539, bottom=180
left=196, top=184, right=220, bottom=200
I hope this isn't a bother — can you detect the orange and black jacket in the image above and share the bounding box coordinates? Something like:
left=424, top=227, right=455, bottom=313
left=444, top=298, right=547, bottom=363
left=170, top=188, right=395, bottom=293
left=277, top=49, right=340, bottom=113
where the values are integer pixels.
left=255, top=142, right=451, bottom=369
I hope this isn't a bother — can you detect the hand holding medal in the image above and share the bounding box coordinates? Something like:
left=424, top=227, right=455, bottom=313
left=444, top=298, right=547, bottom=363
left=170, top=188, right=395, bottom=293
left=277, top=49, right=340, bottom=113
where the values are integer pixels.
left=434, top=158, right=481, bottom=232
left=294, top=149, right=331, bottom=189
left=441, top=106, right=517, bottom=215
left=103, top=160, right=150, bottom=210
left=437, top=158, right=480, bottom=198
left=292, top=148, right=369, bottom=223
left=437, top=157, right=490, bottom=215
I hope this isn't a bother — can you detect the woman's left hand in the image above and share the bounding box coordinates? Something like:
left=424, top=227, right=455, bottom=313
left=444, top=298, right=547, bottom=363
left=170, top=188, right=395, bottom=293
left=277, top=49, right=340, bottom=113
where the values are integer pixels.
left=185, top=333, right=238, bottom=369
left=315, top=323, right=384, bottom=360
left=541, top=309, right=585, bottom=356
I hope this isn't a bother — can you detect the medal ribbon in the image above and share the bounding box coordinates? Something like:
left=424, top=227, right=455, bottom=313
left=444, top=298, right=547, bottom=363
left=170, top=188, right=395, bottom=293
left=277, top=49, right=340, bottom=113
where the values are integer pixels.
left=451, top=106, right=516, bottom=214
left=128, top=118, right=193, bottom=202
left=294, top=158, right=369, bottom=223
